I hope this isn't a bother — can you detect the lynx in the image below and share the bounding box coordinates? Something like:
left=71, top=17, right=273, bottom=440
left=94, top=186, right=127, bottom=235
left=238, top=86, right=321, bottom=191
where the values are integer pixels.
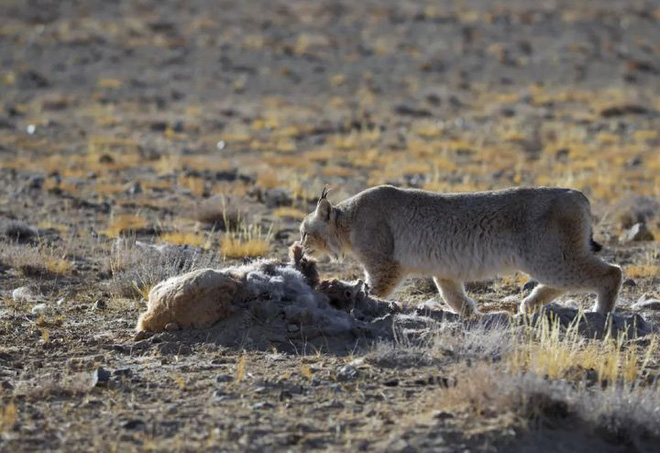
left=299, top=185, right=622, bottom=316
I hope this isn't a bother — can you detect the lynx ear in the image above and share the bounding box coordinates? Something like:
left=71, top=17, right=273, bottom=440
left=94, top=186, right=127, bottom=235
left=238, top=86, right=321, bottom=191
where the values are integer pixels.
left=315, top=198, right=332, bottom=221
left=315, top=186, right=332, bottom=220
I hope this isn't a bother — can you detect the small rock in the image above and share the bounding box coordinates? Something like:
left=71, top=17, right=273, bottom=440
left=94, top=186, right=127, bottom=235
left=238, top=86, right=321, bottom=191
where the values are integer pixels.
left=0, top=116, right=15, bottom=130
left=500, top=295, right=519, bottom=304
left=98, top=154, right=114, bottom=164
left=394, top=104, right=433, bottom=118
left=1, top=380, right=14, bottom=390
left=94, top=300, right=106, bottom=310
left=31, top=303, right=48, bottom=315
left=252, top=401, right=274, bottom=410
left=127, top=182, right=142, bottom=195
left=28, top=175, right=45, bottom=190
left=383, top=378, right=399, bottom=387
left=523, top=280, right=539, bottom=292
left=632, top=297, right=660, bottom=311
left=337, top=365, right=359, bottom=381
left=113, top=368, right=132, bottom=377
left=134, top=331, right=149, bottom=341
left=122, top=419, right=146, bottom=430
left=18, top=70, right=49, bottom=89
left=623, top=278, right=637, bottom=288
left=3, top=221, right=37, bottom=242
left=433, top=411, right=454, bottom=420
left=619, top=223, right=654, bottom=243
left=287, top=323, right=300, bottom=333
left=216, top=374, right=233, bottom=383
left=172, top=120, right=185, bottom=132
left=26, top=124, right=36, bottom=135
left=92, top=367, right=111, bottom=387
left=150, top=121, right=168, bottom=132
left=213, top=390, right=237, bottom=401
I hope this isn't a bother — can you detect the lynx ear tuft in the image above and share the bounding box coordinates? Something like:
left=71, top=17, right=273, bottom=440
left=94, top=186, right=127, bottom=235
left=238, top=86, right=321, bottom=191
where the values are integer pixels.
left=318, top=185, right=331, bottom=203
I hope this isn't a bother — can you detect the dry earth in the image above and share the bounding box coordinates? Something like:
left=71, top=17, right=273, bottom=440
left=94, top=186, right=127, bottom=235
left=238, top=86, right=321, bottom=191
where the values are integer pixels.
left=1, top=0, right=660, bottom=451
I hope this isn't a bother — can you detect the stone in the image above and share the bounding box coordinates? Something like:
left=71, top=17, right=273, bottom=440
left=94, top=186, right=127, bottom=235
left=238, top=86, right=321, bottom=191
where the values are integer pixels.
left=632, top=296, right=660, bottom=311
left=3, top=221, right=37, bottom=242
left=92, top=367, right=111, bottom=387
left=619, top=223, right=654, bottom=243
left=623, top=278, right=637, bottom=288
left=12, top=285, right=42, bottom=304
left=337, top=365, right=359, bottom=381
left=31, top=303, right=48, bottom=315
left=216, top=374, right=233, bottom=383
left=113, top=368, right=133, bottom=377
left=94, top=300, right=106, bottom=310
left=523, top=280, right=539, bottom=292
left=122, top=419, right=146, bottom=430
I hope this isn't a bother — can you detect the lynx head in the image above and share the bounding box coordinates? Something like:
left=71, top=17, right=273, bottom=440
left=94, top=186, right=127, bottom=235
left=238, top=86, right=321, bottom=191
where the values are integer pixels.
left=300, top=187, right=343, bottom=260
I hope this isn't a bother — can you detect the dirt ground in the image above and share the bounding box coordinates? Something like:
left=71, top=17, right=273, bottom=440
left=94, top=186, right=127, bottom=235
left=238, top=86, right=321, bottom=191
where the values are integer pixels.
left=1, top=0, right=660, bottom=451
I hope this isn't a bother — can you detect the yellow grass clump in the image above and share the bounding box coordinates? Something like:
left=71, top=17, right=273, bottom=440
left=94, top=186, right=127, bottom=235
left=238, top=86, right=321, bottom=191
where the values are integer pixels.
left=625, top=264, right=659, bottom=279
left=509, top=314, right=656, bottom=385
left=44, top=256, right=74, bottom=275
left=160, top=232, right=210, bottom=249
left=220, top=223, right=273, bottom=259
left=273, top=207, right=307, bottom=220
left=178, top=175, right=205, bottom=197
left=103, top=214, right=149, bottom=238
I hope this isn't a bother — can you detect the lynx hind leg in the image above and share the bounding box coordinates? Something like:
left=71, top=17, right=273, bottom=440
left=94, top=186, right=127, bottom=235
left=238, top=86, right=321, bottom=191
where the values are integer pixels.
left=434, top=278, right=478, bottom=317
left=525, top=257, right=622, bottom=315
left=519, top=284, right=565, bottom=314
left=363, top=259, right=404, bottom=298
left=591, top=262, right=622, bottom=314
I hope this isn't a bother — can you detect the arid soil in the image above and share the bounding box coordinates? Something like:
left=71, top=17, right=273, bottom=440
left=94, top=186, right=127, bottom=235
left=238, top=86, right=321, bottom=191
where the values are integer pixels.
left=1, top=0, right=660, bottom=451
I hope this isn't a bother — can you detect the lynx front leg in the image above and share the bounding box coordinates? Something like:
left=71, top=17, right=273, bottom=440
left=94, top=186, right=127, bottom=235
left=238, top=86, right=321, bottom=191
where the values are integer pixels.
left=362, top=258, right=404, bottom=298
left=433, top=278, right=478, bottom=317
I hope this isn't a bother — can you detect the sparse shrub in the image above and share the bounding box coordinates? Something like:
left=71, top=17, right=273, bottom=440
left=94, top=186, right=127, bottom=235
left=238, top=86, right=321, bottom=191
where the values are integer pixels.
left=108, top=238, right=221, bottom=299
left=2, top=220, right=37, bottom=243
left=0, top=243, right=74, bottom=277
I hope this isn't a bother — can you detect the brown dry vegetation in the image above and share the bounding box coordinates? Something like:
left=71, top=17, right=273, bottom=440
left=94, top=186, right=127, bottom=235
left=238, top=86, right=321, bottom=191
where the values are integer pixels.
left=1, top=0, right=660, bottom=451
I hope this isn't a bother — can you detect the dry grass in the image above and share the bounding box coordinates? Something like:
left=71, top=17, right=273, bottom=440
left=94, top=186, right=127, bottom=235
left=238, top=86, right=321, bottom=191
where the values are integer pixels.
left=273, top=206, right=307, bottom=220
left=160, top=231, right=210, bottom=249
left=0, top=243, right=74, bottom=277
left=509, top=314, right=656, bottom=385
left=220, top=236, right=270, bottom=259
left=379, top=312, right=660, bottom=442
left=0, top=401, right=16, bottom=432
left=626, top=264, right=659, bottom=279
left=44, top=255, right=74, bottom=275
left=108, top=238, right=220, bottom=299
left=220, top=221, right=273, bottom=259
left=102, top=214, right=149, bottom=238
